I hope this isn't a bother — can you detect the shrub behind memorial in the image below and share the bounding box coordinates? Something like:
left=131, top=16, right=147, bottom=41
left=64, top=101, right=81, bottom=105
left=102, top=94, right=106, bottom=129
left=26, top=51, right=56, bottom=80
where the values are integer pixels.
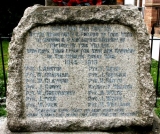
left=0, top=0, right=44, bottom=36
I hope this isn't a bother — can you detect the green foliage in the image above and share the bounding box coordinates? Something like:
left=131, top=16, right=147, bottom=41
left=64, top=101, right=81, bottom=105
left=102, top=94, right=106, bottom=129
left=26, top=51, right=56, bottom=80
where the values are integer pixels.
left=0, top=41, right=9, bottom=68
left=0, top=0, right=45, bottom=35
left=0, top=41, right=9, bottom=98
left=150, top=59, right=160, bottom=118
left=0, top=41, right=8, bottom=117
left=156, top=99, right=160, bottom=107
left=155, top=99, right=160, bottom=118
left=0, top=106, right=7, bottom=117
left=0, top=80, right=5, bottom=98
left=155, top=108, right=160, bottom=118
left=151, top=59, right=160, bottom=96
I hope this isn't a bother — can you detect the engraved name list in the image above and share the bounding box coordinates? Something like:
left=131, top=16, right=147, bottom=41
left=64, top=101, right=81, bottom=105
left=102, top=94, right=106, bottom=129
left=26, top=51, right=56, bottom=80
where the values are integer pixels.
left=23, top=24, right=140, bottom=118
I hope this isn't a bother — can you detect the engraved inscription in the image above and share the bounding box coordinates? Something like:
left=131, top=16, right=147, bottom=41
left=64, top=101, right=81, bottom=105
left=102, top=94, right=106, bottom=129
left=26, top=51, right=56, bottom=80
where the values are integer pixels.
left=23, top=24, right=140, bottom=118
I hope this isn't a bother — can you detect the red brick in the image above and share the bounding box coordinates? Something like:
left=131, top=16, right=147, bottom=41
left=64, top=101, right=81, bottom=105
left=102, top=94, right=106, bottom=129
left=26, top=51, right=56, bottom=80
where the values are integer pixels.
left=144, top=4, right=159, bottom=34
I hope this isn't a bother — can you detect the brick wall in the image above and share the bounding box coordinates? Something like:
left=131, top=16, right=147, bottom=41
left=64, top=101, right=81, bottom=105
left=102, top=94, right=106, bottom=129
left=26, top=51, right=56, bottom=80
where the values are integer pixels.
left=145, top=0, right=159, bottom=3
left=117, top=0, right=123, bottom=5
left=144, top=0, right=160, bottom=34
left=153, top=0, right=160, bottom=3
left=144, top=6, right=157, bottom=33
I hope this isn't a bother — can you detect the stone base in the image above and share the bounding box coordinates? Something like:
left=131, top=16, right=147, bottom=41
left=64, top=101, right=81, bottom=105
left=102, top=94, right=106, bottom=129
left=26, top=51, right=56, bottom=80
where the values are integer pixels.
left=0, top=112, right=160, bottom=134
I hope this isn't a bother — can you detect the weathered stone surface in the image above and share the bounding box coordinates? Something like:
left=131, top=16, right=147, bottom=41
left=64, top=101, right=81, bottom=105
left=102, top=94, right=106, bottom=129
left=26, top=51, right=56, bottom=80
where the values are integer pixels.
left=24, top=24, right=139, bottom=119
left=7, top=4, right=155, bottom=132
left=2, top=112, right=160, bottom=134
left=0, top=116, right=159, bottom=134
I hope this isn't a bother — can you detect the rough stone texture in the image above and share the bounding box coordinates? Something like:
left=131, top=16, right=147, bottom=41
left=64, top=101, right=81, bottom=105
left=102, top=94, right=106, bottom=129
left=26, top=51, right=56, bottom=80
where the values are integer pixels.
left=2, top=112, right=160, bottom=134
left=24, top=24, right=139, bottom=118
left=2, top=113, right=160, bottom=134
left=7, top=5, right=155, bottom=132
left=0, top=117, right=6, bottom=126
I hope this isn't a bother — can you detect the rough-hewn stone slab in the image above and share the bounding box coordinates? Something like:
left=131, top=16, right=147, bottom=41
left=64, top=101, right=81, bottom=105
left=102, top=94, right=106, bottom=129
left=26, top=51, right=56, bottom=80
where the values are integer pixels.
left=23, top=24, right=139, bottom=119
left=7, top=5, right=155, bottom=132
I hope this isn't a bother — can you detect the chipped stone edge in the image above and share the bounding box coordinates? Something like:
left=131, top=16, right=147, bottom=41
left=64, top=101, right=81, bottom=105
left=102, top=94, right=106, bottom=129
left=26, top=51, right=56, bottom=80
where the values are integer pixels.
left=7, top=5, right=156, bottom=132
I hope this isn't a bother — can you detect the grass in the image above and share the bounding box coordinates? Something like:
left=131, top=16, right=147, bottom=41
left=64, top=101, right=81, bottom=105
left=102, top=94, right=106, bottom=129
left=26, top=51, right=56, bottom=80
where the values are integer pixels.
left=0, top=41, right=9, bottom=98
left=151, top=59, right=160, bottom=96
left=155, top=99, right=160, bottom=118
left=0, top=106, right=7, bottom=117
left=151, top=59, right=160, bottom=118
left=0, top=41, right=9, bottom=117
left=0, top=41, right=9, bottom=69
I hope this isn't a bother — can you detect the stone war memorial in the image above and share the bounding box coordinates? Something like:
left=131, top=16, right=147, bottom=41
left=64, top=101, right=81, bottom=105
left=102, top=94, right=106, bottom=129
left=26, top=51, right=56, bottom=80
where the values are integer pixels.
left=3, top=1, right=157, bottom=134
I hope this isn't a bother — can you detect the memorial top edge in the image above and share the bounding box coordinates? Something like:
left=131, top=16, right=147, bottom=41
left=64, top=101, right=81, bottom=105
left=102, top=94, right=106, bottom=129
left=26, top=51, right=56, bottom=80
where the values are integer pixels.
left=11, top=5, right=146, bottom=43
left=24, top=5, right=139, bottom=17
